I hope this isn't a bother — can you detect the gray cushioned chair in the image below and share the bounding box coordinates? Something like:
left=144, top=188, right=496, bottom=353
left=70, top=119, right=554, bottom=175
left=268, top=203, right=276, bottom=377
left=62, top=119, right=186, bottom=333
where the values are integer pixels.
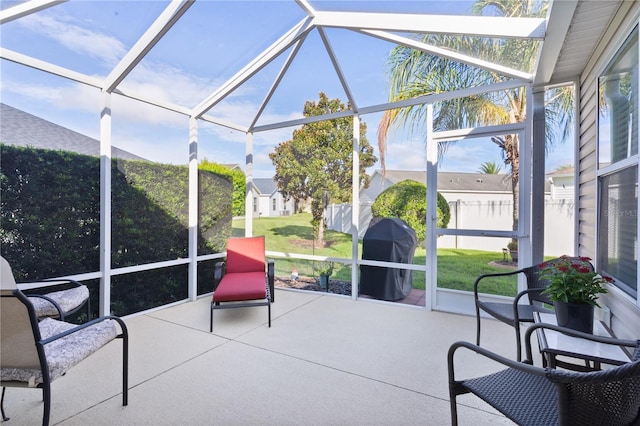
left=0, top=256, right=128, bottom=426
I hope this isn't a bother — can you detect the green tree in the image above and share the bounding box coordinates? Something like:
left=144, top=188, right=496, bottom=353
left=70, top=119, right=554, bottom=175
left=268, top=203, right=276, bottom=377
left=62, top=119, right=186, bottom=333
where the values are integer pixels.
left=199, top=159, right=245, bottom=217
left=371, top=179, right=450, bottom=242
left=478, top=161, right=503, bottom=174
left=378, top=0, right=573, bottom=245
left=270, top=92, right=377, bottom=243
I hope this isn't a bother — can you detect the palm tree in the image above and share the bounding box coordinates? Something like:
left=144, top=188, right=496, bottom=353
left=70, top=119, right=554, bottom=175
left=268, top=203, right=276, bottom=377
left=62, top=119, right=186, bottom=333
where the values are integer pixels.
left=378, top=0, right=573, bottom=238
left=478, top=161, right=503, bottom=174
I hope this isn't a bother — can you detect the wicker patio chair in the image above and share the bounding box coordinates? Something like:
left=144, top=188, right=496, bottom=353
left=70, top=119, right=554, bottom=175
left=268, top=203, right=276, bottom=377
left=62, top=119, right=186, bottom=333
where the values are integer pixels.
left=210, top=236, right=274, bottom=331
left=474, top=257, right=591, bottom=361
left=448, top=323, right=640, bottom=425
left=0, top=256, right=128, bottom=426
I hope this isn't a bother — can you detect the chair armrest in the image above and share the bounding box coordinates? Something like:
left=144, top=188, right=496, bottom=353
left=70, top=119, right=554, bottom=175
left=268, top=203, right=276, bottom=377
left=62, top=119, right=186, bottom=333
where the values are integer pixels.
left=213, top=261, right=226, bottom=291
left=27, top=294, right=65, bottom=318
left=448, top=340, right=545, bottom=385
left=19, top=279, right=89, bottom=320
left=39, top=315, right=128, bottom=346
left=267, top=259, right=275, bottom=303
left=18, top=278, right=84, bottom=293
left=513, top=287, right=544, bottom=304
left=511, top=287, right=548, bottom=323
left=473, top=268, right=527, bottom=299
left=523, top=322, right=640, bottom=364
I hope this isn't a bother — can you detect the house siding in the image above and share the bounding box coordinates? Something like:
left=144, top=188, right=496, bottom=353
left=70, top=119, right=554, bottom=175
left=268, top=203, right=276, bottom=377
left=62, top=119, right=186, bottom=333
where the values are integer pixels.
left=578, top=1, right=639, bottom=340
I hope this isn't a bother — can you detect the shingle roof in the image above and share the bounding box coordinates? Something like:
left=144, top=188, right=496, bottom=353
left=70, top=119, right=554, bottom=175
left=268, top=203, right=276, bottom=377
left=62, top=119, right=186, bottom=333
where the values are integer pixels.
left=377, top=170, right=511, bottom=192
left=253, top=178, right=277, bottom=195
left=0, top=103, right=146, bottom=161
left=377, top=170, right=552, bottom=193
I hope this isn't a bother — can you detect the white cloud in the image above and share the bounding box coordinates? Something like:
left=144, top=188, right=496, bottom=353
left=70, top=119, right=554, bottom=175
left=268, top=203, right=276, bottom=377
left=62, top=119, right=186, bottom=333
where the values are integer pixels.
left=19, top=14, right=126, bottom=66
left=383, top=142, right=427, bottom=171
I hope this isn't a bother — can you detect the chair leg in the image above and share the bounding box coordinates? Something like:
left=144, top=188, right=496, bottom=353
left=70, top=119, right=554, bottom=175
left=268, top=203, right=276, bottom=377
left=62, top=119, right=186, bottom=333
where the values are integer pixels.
left=475, top=305, right=482, bottom=347
left=515, top=322, right=522, bottom=362
left=449, top=392, right=459, bottom=426
left=122, top=331, right=129, bottom=407
left=268, top=302, right=271, bottom=328
left=42, top=382, right=51, bottom=426
left=209, top=302, right=214, bottom=333
left=1, top=387, right=9, bottom=421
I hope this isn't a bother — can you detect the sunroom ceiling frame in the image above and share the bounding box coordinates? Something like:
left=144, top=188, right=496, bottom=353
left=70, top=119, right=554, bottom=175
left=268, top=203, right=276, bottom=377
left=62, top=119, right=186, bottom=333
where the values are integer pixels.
left=104, top=0, right=194, bottom=93
left=0, top=0, right=546, bottom=134
left=0, top=0, right=66, bottom=24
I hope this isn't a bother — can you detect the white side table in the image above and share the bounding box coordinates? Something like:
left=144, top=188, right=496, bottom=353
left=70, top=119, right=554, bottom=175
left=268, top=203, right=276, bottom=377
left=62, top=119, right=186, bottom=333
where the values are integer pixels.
left=533, top=312, right=631, bottom=371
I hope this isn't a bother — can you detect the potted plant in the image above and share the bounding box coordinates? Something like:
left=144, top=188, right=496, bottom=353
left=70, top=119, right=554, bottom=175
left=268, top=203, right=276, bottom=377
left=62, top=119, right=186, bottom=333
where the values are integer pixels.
left=315, top=261, right=334, bottom=290
left=507, top=240, right=518, bottom=262
left=540, top=256, right=612, bottom=333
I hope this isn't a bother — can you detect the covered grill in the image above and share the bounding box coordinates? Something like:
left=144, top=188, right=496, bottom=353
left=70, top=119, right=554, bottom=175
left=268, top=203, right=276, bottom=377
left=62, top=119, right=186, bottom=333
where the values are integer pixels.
left=359, top=217, right=417, bottom=301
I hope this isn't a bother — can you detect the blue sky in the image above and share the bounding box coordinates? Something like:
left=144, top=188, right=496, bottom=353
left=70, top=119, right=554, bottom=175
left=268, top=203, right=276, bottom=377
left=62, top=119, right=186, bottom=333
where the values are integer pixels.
left=0, top=0, right=573, bottom=177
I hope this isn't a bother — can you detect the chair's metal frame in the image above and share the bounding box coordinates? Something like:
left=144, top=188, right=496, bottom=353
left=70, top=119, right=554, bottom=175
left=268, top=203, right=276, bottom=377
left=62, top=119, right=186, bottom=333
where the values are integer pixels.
left=474, top=257, right=589, bottom=361
left=209, top=257, right=275, bottom=332
left=448, top=323, right=640, bottom=425
left=20, top=278, right=91, bottom=321
left=0, top=289, right=128, bottom=426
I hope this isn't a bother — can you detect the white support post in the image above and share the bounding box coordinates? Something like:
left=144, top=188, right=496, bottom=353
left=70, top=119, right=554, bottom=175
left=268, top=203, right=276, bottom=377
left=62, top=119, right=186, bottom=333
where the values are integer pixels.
left=531, top=89, right=546, bottom=265
left=351, top=116, right=360, bottom=300
left=245, top=132, right=253, bottom=237
left=99, top=93, right=112, bottom=316
left=425, top=104, right=436, bottom=311
left=188, top=117, right=198, bottom=301
left=518, top=84, right=534, bottom=289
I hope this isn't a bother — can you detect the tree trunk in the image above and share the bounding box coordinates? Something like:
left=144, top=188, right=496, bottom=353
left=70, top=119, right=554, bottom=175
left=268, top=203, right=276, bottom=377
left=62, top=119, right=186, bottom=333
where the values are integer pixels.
left=316, top=213, right=325, bottom=245
left=506, top=134, right=519, bottom=233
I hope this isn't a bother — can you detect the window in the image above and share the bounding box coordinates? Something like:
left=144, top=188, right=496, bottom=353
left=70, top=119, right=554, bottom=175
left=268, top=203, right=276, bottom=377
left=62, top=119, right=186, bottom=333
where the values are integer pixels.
left=599, top=27, right=638, bottom=167
left=597, top=27, right=639, bottom=298
left=598, top=166, right=638, bottom=297
left=253, top=197, right=257, bottom=213
left=272, top=198, right=277, bottom=211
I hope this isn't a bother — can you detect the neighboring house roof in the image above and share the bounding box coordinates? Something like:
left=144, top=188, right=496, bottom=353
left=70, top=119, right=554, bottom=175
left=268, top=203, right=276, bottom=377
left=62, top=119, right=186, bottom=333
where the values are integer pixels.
left=221, top=163, right=241, bottom=171
left=0, top=103, right=146, bottom=161
left=372, top=170, right=552, bottom=193
left=546, top=166, right=574, bottom=178
left=252, top=178, right=278, bottom=196
left=372, top=170, right=511, bottom=192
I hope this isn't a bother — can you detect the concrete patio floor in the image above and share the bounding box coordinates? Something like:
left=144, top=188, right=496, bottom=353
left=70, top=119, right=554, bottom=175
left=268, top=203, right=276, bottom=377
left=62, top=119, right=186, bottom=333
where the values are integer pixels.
left=3, top=289, right=524, bottom=425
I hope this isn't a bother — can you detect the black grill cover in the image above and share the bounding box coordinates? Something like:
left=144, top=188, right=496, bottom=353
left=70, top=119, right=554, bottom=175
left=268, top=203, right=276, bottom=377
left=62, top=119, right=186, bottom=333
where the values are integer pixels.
left=359, top=217, right=417, bottom=301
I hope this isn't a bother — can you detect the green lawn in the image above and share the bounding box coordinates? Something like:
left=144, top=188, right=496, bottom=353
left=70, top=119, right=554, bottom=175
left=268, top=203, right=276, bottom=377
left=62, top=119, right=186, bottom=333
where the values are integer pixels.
left=234, top=213, right=518, bottom=297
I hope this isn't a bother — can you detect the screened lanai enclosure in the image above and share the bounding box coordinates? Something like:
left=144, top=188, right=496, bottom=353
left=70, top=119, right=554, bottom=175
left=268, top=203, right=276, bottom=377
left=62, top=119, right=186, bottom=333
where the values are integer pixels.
left=1, top=0, right=575, bottom=317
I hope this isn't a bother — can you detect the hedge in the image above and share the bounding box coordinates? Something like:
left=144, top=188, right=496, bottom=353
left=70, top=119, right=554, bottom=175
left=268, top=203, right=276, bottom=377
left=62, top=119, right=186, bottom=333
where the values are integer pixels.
left=1, top=145, right=233, bottom=316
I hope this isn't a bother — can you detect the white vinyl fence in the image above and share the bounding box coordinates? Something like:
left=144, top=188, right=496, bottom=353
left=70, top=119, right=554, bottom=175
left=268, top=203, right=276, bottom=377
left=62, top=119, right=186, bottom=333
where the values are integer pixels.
left=326, top=199, right=574, bottom=257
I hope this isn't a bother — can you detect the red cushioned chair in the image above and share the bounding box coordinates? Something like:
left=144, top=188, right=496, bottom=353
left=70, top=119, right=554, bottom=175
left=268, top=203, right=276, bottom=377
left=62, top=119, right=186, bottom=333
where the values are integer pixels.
left=210, top=237, right=274, bottom=331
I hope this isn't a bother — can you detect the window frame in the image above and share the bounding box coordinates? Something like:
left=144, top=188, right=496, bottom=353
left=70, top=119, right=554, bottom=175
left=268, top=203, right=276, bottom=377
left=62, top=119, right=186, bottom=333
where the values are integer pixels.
left=596, top=24, right=640, bottom=303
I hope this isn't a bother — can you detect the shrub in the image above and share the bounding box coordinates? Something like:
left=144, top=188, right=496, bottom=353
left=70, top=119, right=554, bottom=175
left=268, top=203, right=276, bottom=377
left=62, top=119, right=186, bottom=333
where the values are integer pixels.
left=1, top=145, right=233, bottom=315
left=199, top=159, right=245, bottom=217
left=371, top=179, right=450, bottom=241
